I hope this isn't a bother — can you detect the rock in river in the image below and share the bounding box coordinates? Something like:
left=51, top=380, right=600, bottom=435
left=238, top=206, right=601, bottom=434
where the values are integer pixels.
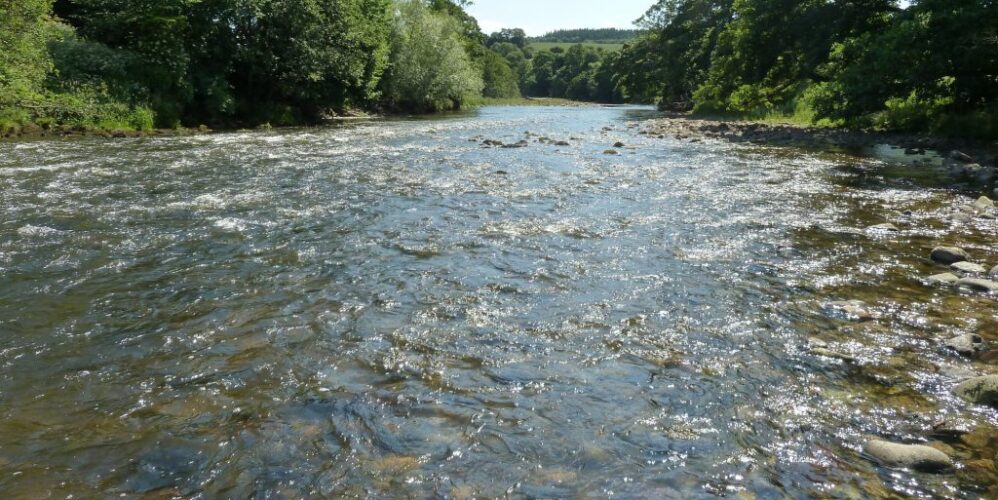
left=603, top=149, right=619, bottom=155
left=950, top=150, right=974, bottom=163
left=953, top=375, right=998, bottom=407
left=928, top=273, right=960, bottom=286
left=951, top=261, right=988, bottom=274
left=973, top=196, right=994, bottom=211
left=826, top=300, right=876, bottom=321
left=955, top=278, right=998, bottom=293
left=868, top=223, right=899, bottom=232
left=931, top=246, right=970, bottom=265
left=864, top=440, right=953, bottom=472
left=991, top=265, right=998, bottom=278
left=944, top=334, right=987, bottom=357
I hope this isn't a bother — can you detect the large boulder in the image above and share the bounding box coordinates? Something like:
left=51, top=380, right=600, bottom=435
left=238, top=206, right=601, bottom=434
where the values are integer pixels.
left=953, top=375, right=998, bottom=407
left=864, top=440, right=953, bottom=472
left=931, top=247, right=970, bottom=265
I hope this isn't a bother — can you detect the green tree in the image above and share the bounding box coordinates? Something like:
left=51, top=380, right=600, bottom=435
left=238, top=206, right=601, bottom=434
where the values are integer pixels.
left=813, top=0, right=998, bottom=136
left=480, top=49, right=520, bottom=98
left=381, top=0, right=483, bottom=112
left=0, top=0, right=56, bottom=102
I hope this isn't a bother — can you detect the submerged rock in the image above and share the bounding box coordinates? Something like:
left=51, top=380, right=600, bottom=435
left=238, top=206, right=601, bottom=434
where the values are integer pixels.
left=554, top=141, right=570, bottom=146
left=868, top=223, right=899, bottom=232
left=928, top=273, right=960, bottom=286
left=955, top=278, right=998, bottom=293
left=944, top=334, right=987, bottom=357
left=953, top=375, right=998, bottom=407
left=931, top=246, right=970, bottom=265
left=613, top=141, right=626, bottom=148
left=826, top=300, right=876, bottom=321
left=810, top=347, right=857, bottom=363
left=930, top=418, right=975, bottom=440
left=950, top=150, right=974, bottom=163
left=864, top=440, right=953, bottom=472
left=951, top=261, right=988, bottom=274
left=603, top=149, right=619, bottom=155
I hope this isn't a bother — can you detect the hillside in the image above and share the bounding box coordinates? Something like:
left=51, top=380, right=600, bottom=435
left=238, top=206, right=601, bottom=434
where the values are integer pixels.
left=531, top=28, right=639, bottom=44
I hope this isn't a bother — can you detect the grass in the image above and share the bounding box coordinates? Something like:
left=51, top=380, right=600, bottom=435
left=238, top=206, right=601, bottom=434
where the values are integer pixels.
left=463, top=96, right=587, bottom=108
left=528, top=42, right=625, bottom=52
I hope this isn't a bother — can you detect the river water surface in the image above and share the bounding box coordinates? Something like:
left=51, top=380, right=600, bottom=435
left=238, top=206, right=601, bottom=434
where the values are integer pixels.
left=1, top=106, right=996, bottom=498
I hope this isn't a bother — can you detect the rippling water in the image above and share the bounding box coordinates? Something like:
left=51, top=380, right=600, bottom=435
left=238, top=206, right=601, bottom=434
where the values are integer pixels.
left=1, top=106, right=996, bottom=498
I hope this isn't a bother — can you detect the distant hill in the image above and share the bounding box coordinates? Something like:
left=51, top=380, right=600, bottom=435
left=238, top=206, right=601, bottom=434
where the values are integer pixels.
left=531, top=28, right=639, bottom=44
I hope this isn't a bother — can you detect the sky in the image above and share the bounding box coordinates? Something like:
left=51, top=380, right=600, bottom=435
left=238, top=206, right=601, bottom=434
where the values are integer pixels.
left=466, top=0, right=652, bottom=37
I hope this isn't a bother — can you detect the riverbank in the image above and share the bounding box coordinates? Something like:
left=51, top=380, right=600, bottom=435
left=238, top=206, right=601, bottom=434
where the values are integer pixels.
left=0, top=100, right=599, bottom=142
left=641, top=114, right=998, bottom=170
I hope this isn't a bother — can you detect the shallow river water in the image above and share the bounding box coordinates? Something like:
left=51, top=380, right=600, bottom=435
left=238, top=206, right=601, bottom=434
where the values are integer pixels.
left=0, top=106, right=996, bottom=498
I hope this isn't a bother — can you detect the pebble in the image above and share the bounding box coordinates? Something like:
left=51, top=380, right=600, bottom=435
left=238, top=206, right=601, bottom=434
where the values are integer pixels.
left=953, top=375, right=998, bottom=407
left=927, top=273, right=960, bottom=286
left=951, top=261, right=988, bottom=274
left=931, top=246, right=970, bottom=265
left=864, top=440, right=953, bottom=472
left=944, top=334, right=986, bottom=357
left=955, top=278, right=998, bottom=293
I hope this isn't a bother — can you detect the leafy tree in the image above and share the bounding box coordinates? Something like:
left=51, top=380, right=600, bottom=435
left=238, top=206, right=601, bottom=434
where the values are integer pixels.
left=617, top=0, right=733, bottom=106
left=487, top=28, right=527, bottom=48
left=480, top=49, right=519, bottom=98
left=0, top=0, right=56, bottom=102
left=380, top=0, right=483, bottom=112
left=814, top=0, right=998, bottom=136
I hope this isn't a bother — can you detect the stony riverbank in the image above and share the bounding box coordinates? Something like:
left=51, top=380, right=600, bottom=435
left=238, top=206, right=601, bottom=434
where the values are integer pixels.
left=639, top=116, right=998, bottom=193
left=631, top=115, right=998, bottom=491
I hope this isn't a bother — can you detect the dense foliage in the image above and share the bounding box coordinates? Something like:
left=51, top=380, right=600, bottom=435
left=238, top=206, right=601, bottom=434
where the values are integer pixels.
left=532, top=28, right=639, bottom=43
left=381, top=0, right=482, bottom=112
left=3, top=0, right=996, bottom=138
left=0, top=0, right=518, bottom=133
left=621, top=0, right=998, bottom=137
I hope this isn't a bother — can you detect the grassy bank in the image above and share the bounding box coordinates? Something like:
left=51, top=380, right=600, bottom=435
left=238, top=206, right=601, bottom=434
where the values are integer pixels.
left=463, top=96, right=591, bottom=108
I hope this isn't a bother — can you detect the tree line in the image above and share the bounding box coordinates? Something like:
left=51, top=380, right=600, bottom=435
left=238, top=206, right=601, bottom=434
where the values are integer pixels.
left=2, top=1, right=995, bottom=138
left=618, top=0, right=998, bottom=138
left=0, top=0, right=521, bottom=133
left=532, top=28, right=639, bottom=43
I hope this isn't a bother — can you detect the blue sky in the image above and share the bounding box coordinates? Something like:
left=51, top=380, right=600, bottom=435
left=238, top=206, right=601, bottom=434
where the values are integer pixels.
left=467, top=0, right=652, bottom=37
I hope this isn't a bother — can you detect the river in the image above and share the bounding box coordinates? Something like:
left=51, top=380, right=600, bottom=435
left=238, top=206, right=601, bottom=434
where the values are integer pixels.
left=1, top=106, right=995, bottom=498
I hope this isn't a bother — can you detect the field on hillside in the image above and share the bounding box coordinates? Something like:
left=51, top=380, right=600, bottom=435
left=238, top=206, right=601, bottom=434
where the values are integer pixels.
left=528, top=41, right=627, bottom=52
